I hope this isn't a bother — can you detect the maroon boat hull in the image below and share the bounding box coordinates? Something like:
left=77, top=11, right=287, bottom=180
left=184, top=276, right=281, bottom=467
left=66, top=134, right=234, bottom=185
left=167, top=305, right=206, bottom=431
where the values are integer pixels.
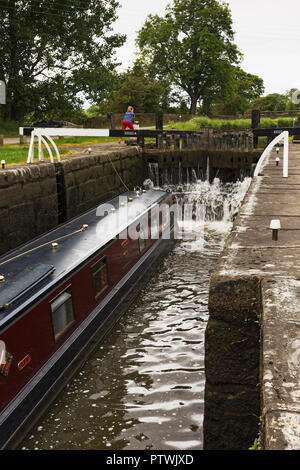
left=0, top=190, right=174, bottom=449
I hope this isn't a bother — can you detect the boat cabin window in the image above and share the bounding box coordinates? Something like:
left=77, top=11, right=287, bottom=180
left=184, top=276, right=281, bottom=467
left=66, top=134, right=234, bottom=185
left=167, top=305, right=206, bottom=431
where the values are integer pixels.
left=92, top=257, right=109, bottom=300
left=50, top=287, right=75, bottom=342
left=138, top=224, right=147, bottom=252
left=151, top=214, right=159, bottom=239
left=161, top=209, right=170, bottom=230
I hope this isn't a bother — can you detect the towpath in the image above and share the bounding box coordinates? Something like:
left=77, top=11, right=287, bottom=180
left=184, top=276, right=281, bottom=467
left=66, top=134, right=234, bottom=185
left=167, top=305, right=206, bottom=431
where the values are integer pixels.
left=207, top=142, right=300, bottom=449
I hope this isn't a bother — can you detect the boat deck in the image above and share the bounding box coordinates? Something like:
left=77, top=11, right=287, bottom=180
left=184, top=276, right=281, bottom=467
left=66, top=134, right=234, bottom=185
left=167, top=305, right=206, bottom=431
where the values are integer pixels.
left=0, top=189, right=167, bottom=328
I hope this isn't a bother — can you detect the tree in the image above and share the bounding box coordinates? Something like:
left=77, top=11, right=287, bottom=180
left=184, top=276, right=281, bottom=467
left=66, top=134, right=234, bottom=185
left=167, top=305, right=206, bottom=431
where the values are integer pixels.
left=26, top=75, right=86, bottom=123
left=211, top=67, right=264, bottom=115
left=102, top=61, right=173, bottom=113
left=285, top=88, right=300, bottom=111
left=136, top=0, right=241, bottom=114
left=249, top=93, right=286, bottom=112
left=0, top=0, right=125, bottom=121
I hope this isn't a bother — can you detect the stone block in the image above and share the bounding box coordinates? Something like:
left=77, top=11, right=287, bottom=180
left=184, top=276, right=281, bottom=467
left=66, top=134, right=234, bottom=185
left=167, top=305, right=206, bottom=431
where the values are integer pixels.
left=208, top=275, right=262, bottom=326
left=204, top=383, right=260, bottom=450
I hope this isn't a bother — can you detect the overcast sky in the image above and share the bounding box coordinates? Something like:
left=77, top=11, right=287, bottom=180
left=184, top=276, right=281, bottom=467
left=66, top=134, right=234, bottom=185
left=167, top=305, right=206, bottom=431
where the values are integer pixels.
left=112, top=0, right=300, bottom=96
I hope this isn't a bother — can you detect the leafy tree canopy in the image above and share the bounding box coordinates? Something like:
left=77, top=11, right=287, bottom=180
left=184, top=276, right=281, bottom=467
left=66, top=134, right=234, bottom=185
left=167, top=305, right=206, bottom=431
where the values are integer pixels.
left=211, top=67, right=264, bottom=115
left=249, top=93, right=286, bottom=112
left=136, top=0, right=241, bottom=114
left=0, top=0, right=125, bottom=121
left=100, top=60, right=174, bottom=113
left=284, top=88, right=300, bottom=111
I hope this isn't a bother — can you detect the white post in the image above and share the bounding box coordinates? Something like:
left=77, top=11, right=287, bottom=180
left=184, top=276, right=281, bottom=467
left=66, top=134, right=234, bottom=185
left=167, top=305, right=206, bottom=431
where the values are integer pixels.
left=45, top=135, right=61, bottom=161
left=40, top=135, right=54, bottom=163
left=27, top=132, right=35, bottom=164
left=38, top=134, right=44, bottom=161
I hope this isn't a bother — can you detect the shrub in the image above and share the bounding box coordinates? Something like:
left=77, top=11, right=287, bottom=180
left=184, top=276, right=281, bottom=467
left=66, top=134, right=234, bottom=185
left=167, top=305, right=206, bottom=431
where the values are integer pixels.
left=277, top=117, right=294, bottom=127
left=259, top=118, right=277, bottom=128
left=0, top=120, right=20, bottom=136
left=167, top=115, right=296, bottom=131
left=167, top=116, right=252, bottom=131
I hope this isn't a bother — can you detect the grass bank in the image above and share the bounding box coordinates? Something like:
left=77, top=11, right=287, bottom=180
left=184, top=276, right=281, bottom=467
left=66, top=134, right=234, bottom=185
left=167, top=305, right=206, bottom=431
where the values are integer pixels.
left=0, top=146, right=71, bottom=165
left=0, top=136, right=156, bottom=165
left=0, top=136, right=120, bottom=164
left=166, top=116, right=295, bottom=131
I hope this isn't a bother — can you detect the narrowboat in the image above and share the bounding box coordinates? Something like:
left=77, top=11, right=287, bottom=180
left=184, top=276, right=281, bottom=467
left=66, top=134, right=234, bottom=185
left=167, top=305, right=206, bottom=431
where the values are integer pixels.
left=0, top=188, right=174, bottom=449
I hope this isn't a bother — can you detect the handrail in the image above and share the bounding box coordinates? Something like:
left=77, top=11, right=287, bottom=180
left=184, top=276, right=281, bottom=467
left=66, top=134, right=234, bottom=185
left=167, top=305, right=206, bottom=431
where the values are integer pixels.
left=254, top=131, right=289, bottom=178
left=21, top=127, right=110, bottom=163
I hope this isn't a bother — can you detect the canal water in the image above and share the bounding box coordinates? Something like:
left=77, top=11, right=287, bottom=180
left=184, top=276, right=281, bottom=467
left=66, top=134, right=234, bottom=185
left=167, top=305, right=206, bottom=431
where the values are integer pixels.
left=21, top=177, right=251, bottom=451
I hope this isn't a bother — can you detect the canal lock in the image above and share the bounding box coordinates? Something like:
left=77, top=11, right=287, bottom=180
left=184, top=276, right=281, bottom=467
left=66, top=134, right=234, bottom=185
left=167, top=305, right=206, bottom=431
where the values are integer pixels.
left=20, top=168, right=252, bottom=451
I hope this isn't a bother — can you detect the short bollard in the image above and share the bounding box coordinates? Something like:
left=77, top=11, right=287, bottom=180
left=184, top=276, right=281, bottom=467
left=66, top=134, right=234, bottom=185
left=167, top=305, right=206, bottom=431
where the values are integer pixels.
left=1, top=160, right=5, bottom=169
left=270, top=219, right=281, bottom=241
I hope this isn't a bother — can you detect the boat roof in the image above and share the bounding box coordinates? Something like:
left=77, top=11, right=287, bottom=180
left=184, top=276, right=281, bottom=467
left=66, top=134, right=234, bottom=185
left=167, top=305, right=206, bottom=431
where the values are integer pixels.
left=0, top=189, right=167, bottom=329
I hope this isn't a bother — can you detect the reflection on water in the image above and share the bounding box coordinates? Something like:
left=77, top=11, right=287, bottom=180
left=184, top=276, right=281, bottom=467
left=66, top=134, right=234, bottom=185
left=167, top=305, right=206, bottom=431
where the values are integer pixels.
left=21, top=178, right=250, bottom=450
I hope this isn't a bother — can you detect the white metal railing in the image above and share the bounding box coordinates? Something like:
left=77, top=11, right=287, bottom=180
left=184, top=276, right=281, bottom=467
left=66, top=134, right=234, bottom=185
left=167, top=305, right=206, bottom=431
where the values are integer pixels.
left=254, top=131, right=289, bottom=178
left=19, top=127, right=110, bottom=163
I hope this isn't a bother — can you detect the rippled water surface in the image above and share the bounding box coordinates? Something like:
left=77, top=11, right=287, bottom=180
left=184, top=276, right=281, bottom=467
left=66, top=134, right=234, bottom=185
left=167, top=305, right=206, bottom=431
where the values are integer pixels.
left=21, top=229, right=226, bottom=451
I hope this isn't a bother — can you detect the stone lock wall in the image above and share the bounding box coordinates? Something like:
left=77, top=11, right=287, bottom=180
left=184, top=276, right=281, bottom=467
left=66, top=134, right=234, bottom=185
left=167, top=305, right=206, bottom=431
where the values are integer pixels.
left=0, top=164, right=58, bottom=255
left=203, top=274, right=262, bottom=450
left=56, top=148, right=144, bottom=221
